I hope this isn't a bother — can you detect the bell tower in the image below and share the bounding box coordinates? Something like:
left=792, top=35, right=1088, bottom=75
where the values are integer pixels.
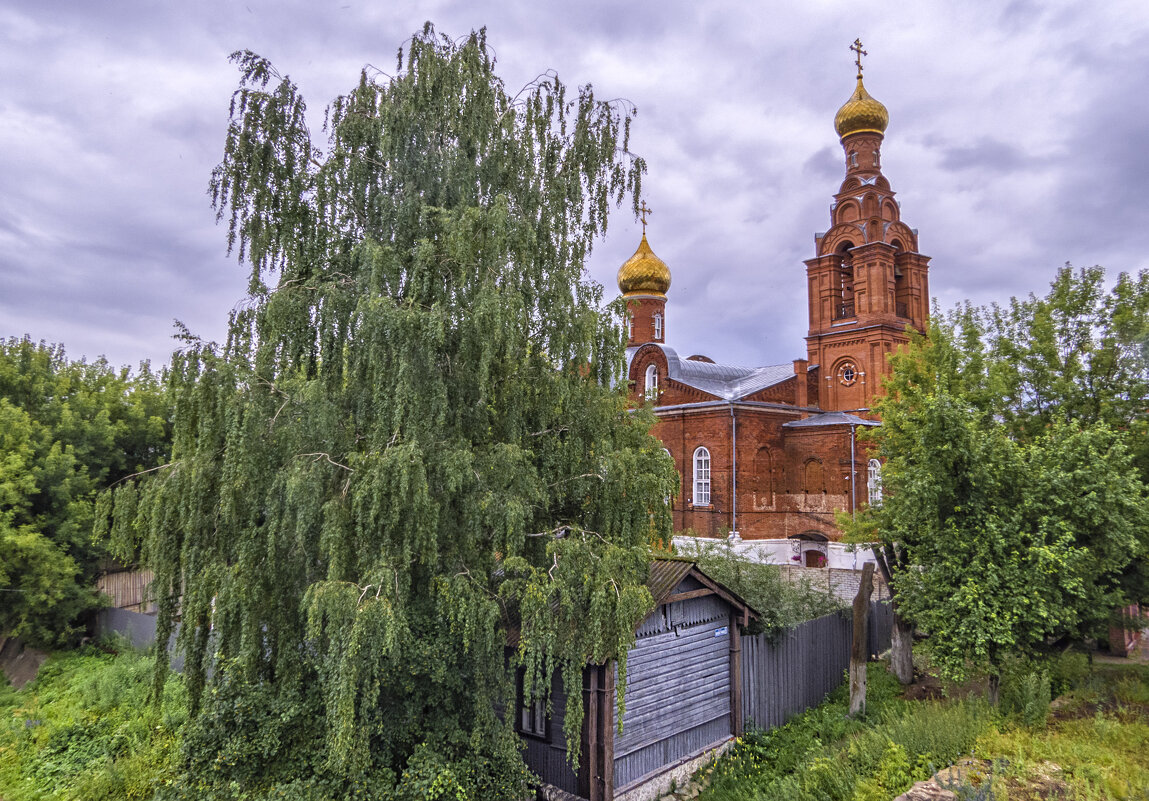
left=806, top=40, right=930, bottom=413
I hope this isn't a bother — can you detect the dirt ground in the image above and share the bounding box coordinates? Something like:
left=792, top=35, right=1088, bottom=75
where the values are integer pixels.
left=0, top=638, right=48, bottom=689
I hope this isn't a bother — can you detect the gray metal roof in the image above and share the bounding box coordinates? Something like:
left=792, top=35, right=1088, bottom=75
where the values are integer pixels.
left=782, top=411, right=881, bottom=428
left=627, top=345, right=795, bottom=401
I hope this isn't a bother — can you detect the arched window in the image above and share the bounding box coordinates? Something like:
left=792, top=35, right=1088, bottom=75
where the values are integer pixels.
left=627, top=314, right=633, bottom=339
left=653, top=313, right=663, bottom=340
left=644, top=364, right=658, bottom=400
left=693, top=447, right=711, bottom=506
left=867, top=459, right=883, bottom=507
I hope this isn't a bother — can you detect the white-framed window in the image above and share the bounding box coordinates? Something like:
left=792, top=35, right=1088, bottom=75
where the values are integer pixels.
left=644, top=363, right=658, bottom=400
left=627, top=314, right=633, bottom=340
left=693, top=446, right=711, bottom=506
left=867, top=458, right=882, bottom=507
left=653, top=313, right=663, bottom=340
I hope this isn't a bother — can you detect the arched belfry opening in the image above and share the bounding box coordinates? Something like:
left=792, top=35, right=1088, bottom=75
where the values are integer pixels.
left=836, top=241, right=855, bottom=320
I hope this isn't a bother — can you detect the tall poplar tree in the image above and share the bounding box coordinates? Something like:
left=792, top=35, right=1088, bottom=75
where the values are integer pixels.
left=110, top=26, right=675, bottom=799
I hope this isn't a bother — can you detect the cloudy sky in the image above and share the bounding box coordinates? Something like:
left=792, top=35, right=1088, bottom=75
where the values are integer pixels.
left=3, top=0, right=1147, bottom=370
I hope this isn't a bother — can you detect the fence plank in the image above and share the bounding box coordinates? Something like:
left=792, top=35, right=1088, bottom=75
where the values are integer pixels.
left=741, top=602, right=892, bottom=732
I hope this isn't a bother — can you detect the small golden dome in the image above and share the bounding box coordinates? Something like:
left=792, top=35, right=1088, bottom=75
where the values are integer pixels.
left=834, top=76, right=889, bottom=139
left=617, top=234, right=671, bottom=298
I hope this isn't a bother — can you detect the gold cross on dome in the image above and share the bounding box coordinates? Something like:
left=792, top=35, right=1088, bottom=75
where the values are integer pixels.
left=851, top=38, right=868, bottom=78
left=639, top=201, right=653, bottom=234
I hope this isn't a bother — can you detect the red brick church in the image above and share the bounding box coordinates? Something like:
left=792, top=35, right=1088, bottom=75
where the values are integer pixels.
left=622, top=56, right=930, bottom=557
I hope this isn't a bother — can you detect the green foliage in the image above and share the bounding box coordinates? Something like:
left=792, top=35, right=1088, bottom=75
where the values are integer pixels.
left=851, top=739, right=913, bottom=801
left=0, top=647, right=186, bottom=800
left=999, top=663, right=1051, bottom=728
left=700, top=664, right=988, bottom=801
left=674, top=540, right=844, bottom=637
left=864, top=296, right=1149, bottom=684
left=974, top=664, right=1149, bottom=797
left=1049, top=651, right=1091, bottom=698
left=0, top=338, right=170, bottom=646
left=110, top=25, right=668, bottom=797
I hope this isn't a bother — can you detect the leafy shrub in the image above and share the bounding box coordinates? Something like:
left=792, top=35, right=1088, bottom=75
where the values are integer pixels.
left=1048, top=651, right=1090, bottom=697
left=1000, top=666, right=1051, bottom=728
left=852, top=739, right=914, bottom=801
left=676, top=541, right=844, bottom=637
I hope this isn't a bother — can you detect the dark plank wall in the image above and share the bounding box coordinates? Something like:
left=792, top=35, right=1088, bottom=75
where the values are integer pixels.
left=522, top=672, right=580, bottom=795
left=613, top=594, right=732, bottom=790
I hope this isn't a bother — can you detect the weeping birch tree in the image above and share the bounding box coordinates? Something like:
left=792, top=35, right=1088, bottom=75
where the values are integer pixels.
left=108, top=26, right=675, bottom=799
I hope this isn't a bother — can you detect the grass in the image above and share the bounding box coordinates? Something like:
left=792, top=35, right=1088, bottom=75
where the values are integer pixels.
left=697, top=660, right=1149, bottom=801
left=0, top=640, right=187, bottom=800
left=4, top=645, right=1148, bottom=800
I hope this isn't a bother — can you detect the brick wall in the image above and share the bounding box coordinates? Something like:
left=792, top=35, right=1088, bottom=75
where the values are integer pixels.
left=651, top=404, right=873, bottom=541
left=782, top=566, right=890, bottom=603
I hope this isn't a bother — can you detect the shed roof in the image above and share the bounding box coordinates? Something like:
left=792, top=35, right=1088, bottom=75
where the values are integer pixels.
left=505, top=556, right=757, bottom=649
left=648, top=557, right=757, bottom=624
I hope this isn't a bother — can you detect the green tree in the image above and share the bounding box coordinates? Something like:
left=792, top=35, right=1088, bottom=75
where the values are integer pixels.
left=960, top=265, right=1149, bottom=474
left=861, top=324, right=1149, bottom=700
left=110, top=27, right=672, bottom=798
left=939, top=267, right=1149, bottom=602
left=0, top=339, right=170, bottom=646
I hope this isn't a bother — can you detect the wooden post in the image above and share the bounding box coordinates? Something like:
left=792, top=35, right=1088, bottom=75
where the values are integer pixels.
left=600, top=664, right=615, bottom=801
left=580, top=666, right=600, bottom=800
left=848, top=562, right=875, bottom=718
left=729, top=609, right=744, bottom=736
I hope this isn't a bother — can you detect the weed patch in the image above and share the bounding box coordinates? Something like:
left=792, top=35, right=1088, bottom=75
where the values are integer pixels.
left=0, top=645, right=186, bottom=800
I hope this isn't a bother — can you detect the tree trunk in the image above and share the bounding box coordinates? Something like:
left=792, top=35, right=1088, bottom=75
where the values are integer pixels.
left=870, top=544, right=914, bottom=686
left=848, top=563, right=876, bottom=718
left=889, top=611, right=915, bottom=685
left=988, top=672, right=1000, bottom=706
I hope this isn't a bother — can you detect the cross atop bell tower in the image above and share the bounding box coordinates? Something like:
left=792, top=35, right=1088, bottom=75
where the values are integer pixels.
left=804, top=46, right=931, bottom=413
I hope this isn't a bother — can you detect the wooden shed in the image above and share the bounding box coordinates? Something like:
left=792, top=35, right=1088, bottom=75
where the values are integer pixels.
left=518, top=558, right=755, bottom=801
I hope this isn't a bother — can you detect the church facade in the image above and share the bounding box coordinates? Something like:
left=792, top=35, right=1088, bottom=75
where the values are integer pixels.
left=621, top=63, right=930, bottom=557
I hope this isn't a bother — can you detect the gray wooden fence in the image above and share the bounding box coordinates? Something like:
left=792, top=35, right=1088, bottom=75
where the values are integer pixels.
left=741, top=600, right=892, bottom=731
left=97, top=599, right=895, bottom=739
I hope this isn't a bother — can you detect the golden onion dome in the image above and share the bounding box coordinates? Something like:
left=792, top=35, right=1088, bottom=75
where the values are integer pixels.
left=617, top=234, right=671, bottom=297
left=834, top=76, right=889, bottom=139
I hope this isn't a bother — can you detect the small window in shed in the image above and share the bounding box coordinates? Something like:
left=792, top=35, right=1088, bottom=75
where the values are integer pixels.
left=516, top=672, right=548, bottom=740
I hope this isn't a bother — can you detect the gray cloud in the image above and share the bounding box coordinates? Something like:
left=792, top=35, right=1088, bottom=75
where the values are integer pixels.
left=2, top=1, right=1148, bottom=371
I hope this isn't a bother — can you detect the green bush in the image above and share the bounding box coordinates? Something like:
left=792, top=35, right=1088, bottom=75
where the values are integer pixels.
left=1048, top=651, right=1090, bottom=697
left=1000, top=666, right=1051, bottom=728
left=852, top=739, right=914, bottom=801
left=675, top=541, right=844, bottom=637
